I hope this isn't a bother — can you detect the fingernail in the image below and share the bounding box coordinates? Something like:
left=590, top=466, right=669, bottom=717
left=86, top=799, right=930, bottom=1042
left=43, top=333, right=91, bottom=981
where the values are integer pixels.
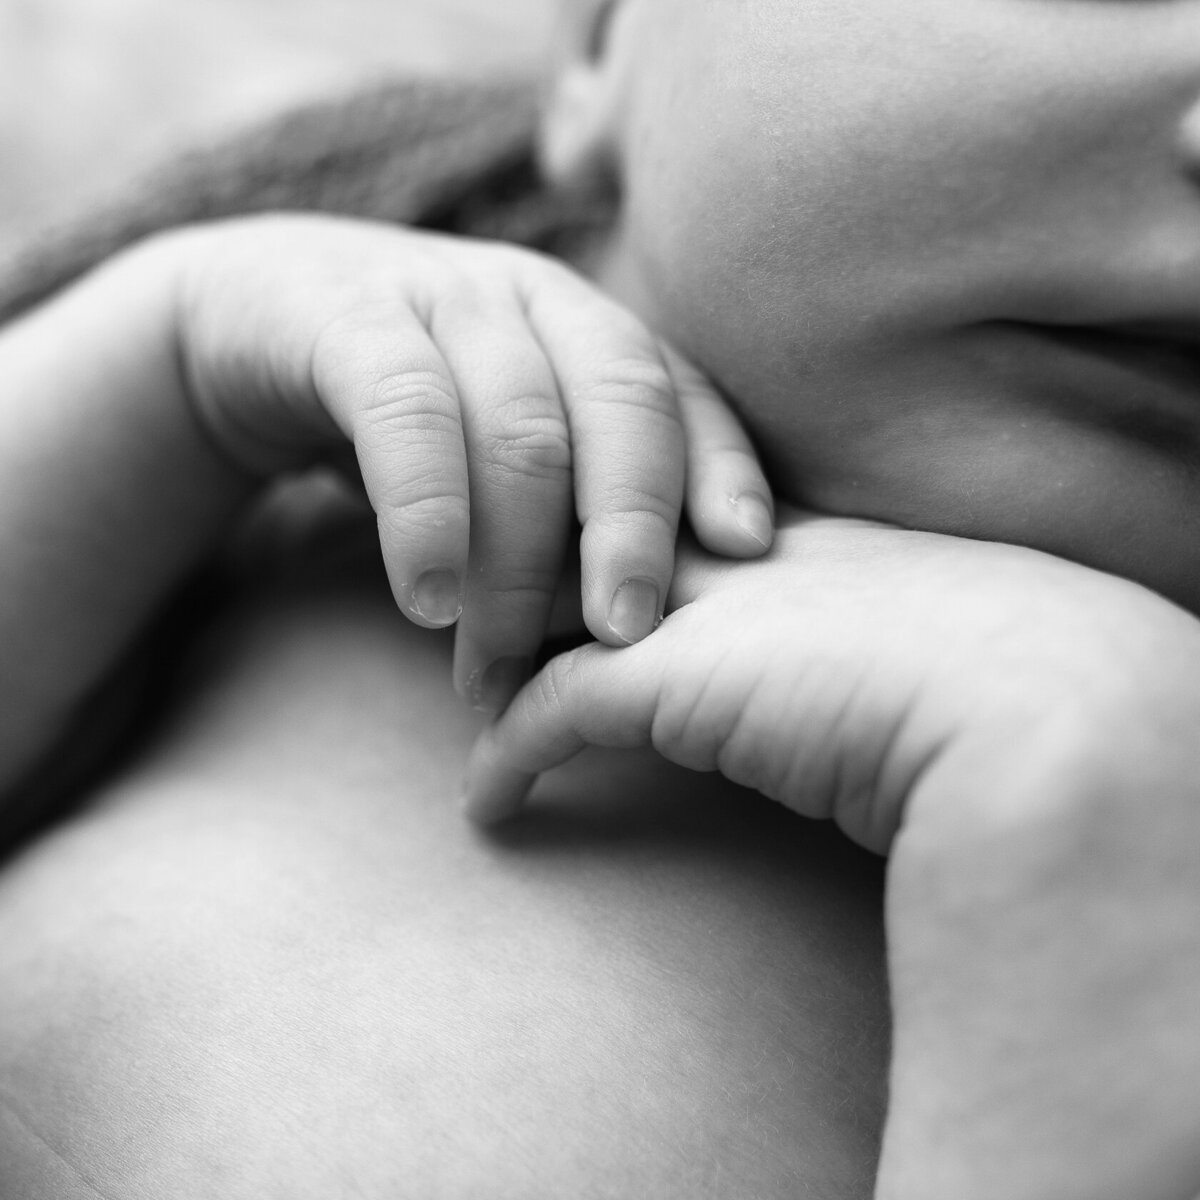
left=606, top=577, right=661, bottom=645
left=468, top=655, right=532, bottom=715
left=732, top=493, right=773, bottom=549
left=410, top=569, right=463, bottom=627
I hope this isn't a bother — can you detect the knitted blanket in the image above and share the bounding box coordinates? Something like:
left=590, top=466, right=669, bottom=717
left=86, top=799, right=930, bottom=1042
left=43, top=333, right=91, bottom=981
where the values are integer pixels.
left=0, top=75, right=609, bottom=325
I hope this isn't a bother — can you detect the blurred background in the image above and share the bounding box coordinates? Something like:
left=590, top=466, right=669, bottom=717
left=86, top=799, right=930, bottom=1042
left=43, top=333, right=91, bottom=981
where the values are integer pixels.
left=0, top=0, right=555, bottom=250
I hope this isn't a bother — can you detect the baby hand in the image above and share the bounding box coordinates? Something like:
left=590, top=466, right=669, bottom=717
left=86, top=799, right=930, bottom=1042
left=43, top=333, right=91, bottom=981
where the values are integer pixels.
left=463, top=509, right=1200, bottom=1199
left=167, top=214, right=773, bottom=710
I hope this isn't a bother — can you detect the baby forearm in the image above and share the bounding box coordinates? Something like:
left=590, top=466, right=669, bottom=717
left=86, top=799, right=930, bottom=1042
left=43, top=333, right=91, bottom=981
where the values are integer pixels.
left=0, top=236, right=253, bottom=792
left=881, top=692, right=1200, bottom=1200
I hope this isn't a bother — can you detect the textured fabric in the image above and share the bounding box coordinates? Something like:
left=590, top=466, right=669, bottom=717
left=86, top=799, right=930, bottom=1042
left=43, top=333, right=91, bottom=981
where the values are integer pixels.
left=0, top=75, right=611, bottom=325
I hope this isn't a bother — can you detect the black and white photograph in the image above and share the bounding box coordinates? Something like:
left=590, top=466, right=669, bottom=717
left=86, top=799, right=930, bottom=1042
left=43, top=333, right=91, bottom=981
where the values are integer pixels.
left=2, top=2, right=1199, bottom=1196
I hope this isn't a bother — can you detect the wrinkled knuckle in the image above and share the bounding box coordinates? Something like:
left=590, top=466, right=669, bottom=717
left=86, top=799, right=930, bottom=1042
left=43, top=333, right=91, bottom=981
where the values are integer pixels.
left=348, top=371, right=463, bottom=455
left=375, top=490, right=470, bottom=534
left=538, top=654, right=578, bottom=715
left=360, top=368, right=459, bottom=423
left=581, top=358, right=677, bottom=417
left=716, top=733, right=769, bottom=793
left=482, top=409, right=572, bottom=480
left=475, top=575, right=561, bottom=618
left=649, top=676, right=720, bottom=772
left=649, top=709, right=699, bottom=770
left=586, top=503, right=678, bottom=543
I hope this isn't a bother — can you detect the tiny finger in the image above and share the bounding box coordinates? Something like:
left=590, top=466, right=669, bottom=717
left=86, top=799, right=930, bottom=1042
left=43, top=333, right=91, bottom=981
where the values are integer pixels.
left=661, top=343, right=775, bottom=558
left=310, top=305, right=470, bottom=628
left=461, top=641, right=661, bottom=824
left=428, top=295, right=575, bottom=713
left=522, top=266, right=686, bottom=648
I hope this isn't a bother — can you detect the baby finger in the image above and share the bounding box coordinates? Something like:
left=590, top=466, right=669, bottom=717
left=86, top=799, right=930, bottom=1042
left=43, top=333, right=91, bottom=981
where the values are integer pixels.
left=428, top=297, right=575, bottom=713
left=461, top=640, right=664, bottom=824
left=522, top=267, right=685, bottom=648
left=310, top=304, right=471, bottom=629
left=662, top=344, right=775, bottom=557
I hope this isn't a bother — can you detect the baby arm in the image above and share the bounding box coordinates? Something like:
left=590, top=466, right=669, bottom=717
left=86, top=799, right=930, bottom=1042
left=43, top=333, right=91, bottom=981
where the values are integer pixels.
left=0, top=213, right=773, bottom=801
left=465, top=510, right=1200, bottom=1200
left=0, top=240, right=247, bottom=794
